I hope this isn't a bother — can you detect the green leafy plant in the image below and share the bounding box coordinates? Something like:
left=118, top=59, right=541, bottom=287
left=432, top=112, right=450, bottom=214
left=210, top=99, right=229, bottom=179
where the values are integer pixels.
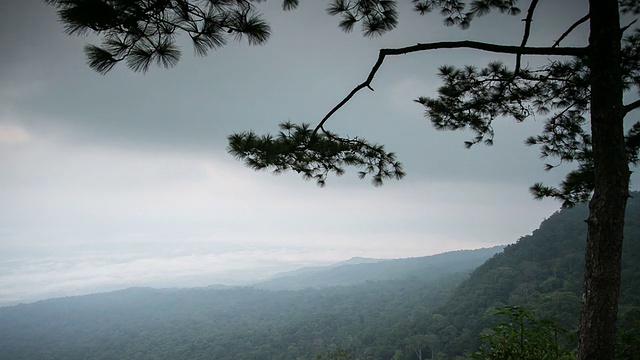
left=471, top=306, right=573, bottom=360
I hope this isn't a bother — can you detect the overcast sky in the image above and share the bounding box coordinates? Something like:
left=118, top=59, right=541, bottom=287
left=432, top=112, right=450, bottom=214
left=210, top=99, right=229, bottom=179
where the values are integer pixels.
left=1, top=0, right=637, bottom=306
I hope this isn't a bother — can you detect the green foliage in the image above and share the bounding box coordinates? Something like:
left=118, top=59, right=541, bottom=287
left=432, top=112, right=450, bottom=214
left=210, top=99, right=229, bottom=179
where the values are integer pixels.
left=414, top=49, right=640, bottom=207
left=616, top=309, right=640, bottom=360
left=228, top=122, right=404, bottom=186
left=470, top=306, right=573, bottom=360
left=42, top=0, right=401, bottom=74
left=327, top=0, right=398, bottom=36
left=314, top=348, right=354, bottom=360
left=43, top=0, right=280, bottom=74
left=411, top=0, right=521, bottom=29
left=621, top=0, right=640, bottom=15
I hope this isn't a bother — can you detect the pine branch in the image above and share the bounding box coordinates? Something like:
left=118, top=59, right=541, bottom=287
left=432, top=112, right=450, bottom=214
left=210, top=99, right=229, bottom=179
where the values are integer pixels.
left=314, top=40, right=587, bottom=134
left=514, top=0, right=540, bottom=78
left=553, top=14, right=590, bottom=48
left=621, top=19, right=638, bottom=34
left=227, top=122, right=404, bottom=186
left=624, top=99, right=640, bottom=114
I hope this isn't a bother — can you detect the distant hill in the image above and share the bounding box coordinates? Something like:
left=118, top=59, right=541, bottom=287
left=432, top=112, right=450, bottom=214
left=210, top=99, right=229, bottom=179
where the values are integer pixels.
left=264, top=256, right=385, bottom=281
left=255, top=247, right=504, bottom=290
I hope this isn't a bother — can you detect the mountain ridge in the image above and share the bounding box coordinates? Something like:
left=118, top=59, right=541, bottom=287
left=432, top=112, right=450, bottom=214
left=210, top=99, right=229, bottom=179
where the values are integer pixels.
left=254, top=246, right=504, bottom=290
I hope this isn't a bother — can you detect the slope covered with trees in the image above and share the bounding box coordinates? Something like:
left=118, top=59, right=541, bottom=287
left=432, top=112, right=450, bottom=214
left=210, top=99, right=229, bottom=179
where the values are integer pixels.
left=0, top=248, right=495, bottom=360
left=421, top=191, right=640, bottom=358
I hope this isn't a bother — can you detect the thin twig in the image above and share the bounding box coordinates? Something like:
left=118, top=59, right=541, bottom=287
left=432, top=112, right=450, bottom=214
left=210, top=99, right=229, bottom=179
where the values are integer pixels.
left=624, top=98, right=640, bottom=114
left=553, top=14, right=590, bottom=48
left=621, top=19, right=638, bottom=34
left=514, top=0, right=540, bottom=78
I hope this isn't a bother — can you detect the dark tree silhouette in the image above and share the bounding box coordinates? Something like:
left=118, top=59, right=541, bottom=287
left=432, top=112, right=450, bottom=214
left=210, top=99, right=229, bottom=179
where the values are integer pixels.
left=44, top=1, right=640, bottom=358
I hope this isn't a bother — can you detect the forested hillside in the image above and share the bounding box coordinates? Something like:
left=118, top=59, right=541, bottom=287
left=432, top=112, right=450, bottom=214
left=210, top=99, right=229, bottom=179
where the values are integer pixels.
left=419, top=192, right=640, bottom=358
left=1, top=194, right=639, bottom=359
left=0, top=248, right=498, bottom=360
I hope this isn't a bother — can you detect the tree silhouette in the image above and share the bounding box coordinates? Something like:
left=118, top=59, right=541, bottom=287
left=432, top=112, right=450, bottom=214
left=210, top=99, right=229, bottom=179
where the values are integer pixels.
left=44, top=1, right=640, bottom=359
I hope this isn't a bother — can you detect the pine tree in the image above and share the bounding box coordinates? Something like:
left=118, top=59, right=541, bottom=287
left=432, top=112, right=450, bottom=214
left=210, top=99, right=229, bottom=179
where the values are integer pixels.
left=44, top=1, right=640, bottom=358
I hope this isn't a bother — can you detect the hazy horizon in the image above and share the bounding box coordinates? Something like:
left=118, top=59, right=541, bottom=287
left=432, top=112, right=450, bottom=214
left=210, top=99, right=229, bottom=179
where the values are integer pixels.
left=0, top=244, right=506, bottom=307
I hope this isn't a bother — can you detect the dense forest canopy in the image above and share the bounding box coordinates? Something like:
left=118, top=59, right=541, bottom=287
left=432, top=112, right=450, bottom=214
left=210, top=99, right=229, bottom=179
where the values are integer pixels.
left=0, top=249, right=492, bottom=360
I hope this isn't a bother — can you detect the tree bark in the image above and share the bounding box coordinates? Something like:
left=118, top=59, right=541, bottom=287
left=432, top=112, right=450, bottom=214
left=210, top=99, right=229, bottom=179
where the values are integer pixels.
left=578, top=0, right=631, bottom=359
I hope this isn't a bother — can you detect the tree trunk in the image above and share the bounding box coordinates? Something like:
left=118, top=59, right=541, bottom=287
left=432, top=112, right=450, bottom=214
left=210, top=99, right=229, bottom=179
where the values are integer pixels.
left=578, top=1, right=631, bottom=359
